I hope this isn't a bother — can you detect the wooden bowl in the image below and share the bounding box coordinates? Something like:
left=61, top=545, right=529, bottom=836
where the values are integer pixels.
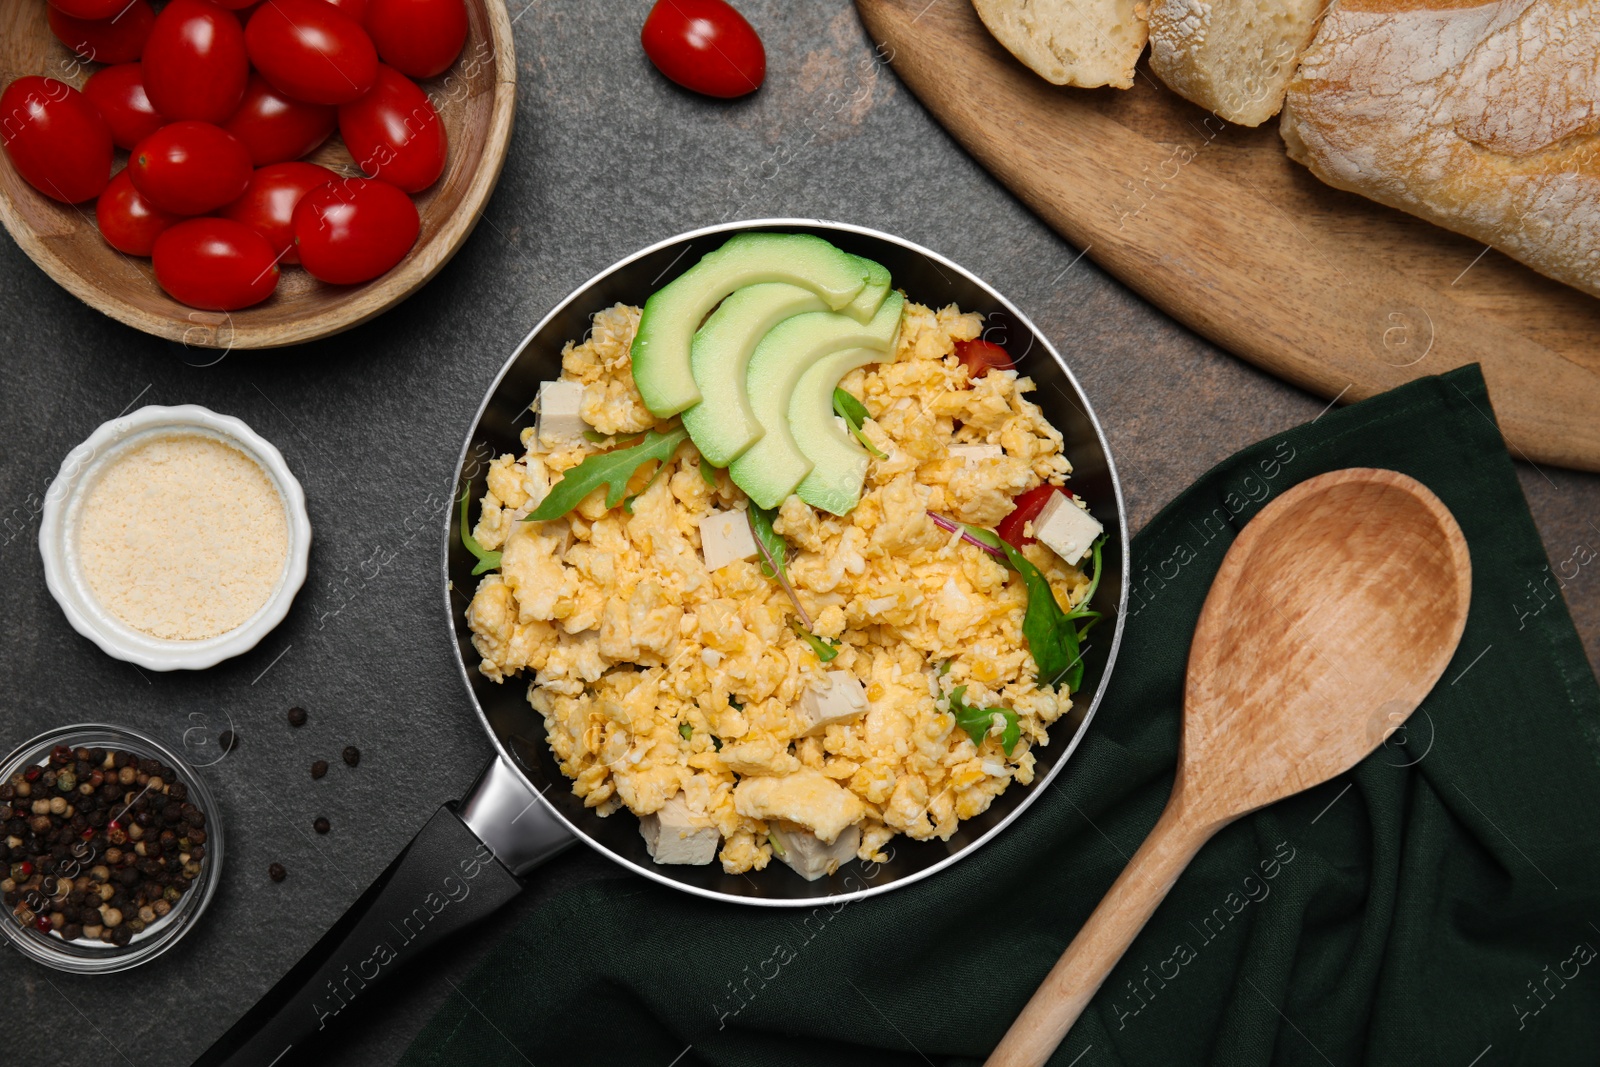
left=0, top=0, right=516, bottom=349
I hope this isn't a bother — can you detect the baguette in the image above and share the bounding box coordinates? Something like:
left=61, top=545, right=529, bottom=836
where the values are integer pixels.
left=1148, top=0, right=1330, bottom=126
left=972, top=0, right=1150, bottom=89
left=1281, top=0, right=1600, bottom=298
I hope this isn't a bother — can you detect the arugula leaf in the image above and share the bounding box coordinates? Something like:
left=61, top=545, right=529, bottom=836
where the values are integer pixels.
left=582, top=429, right=614, bottom=444
left=832, top=388, right=888, bottom=460
left=698, top=459, right=718, bottom=489
left=937, top=658, right=952, bottom=676
left=746, top=502, right=788, bottom=582
left=729, top=697, right=744, bottom=711
left=790, top=618, right=840, bottom=663
left=767, top=831, right=787, bottom=858
left=622, top=463, right=666, bottom=515
left=961, top=522, right=1086, bottom=692
left=679, top=723, right=693, bottom=741
left=524, top=426, right=687, bottom=522
left=457, top=484, right=501, bottom=576
left=949, top=684, right=1021, bottom=756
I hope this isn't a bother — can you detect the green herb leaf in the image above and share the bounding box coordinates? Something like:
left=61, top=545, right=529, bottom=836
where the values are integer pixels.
left=791, top=619, right=840, bottom=662
left=768, top=831, right=787, bottom=858
left=961, top=521, right=1086, bottom=692
left=524, top=426, right=687, bottom=522
left=679, top=723, right=693, bottom=741
left=949, top=685, right=1020, bottom=756
left=832, top=387, right=888, bottom=460
left=747, top=502, right=789, bottom=583
left=937, top=658, right=952, bottom=676
left=457, top=484, right=502, bottom=576
left=698, top=459, right=718, bottom=489
left=582, top=429, right=614, bottom=444
left=712, top=735, right=723, bottom=751
left=622, top=463, right=667, bottom=515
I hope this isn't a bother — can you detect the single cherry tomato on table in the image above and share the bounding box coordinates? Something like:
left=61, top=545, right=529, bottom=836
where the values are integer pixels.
left=996, top=485, right=1074, bottom=550
left=223, top=73, right=337, bottom=165
left=338, top=65, right=446, bottom=192
left=0, top=77, right=113, bottom=203
left=220, top=161, right=335, bottom=263
left=47, top=0, right=156, bottom=64
left=46, top=0, right=126, bottom=20
left=246, top=0, right=378, bottom=106
left=640, top=0, right=764, bottom=99
left=128, top=121, right=253, bottom=214
left=363, top=0, right=466, bottom=80
left=153, top=217, right=279, bottom=309
left=82, top=64, right=164, bottom=150
left=141, top=0, right=250, bottom=123
left=292, top=176, right=417, bottom=284
left=95, top=170, right=182, bottom=255
left=954, top=338, right=1016, bottom=380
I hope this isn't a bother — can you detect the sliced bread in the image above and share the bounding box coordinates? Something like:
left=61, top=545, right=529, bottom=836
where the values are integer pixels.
left=973, top=0, right=1150, bottom=90
left=1148, top=0, right=1331, bottom=125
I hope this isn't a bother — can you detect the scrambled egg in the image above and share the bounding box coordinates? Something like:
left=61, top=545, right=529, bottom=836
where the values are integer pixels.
left=466, top=300, right=1092, bottom=874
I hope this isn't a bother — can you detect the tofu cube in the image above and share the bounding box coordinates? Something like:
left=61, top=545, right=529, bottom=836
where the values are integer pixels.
left=798, top=670, right=868, bottom=736
left=534, top=381, right=587, bottom=447
left=698, top=508, right=759, bottom=571
left=1034, top=491, right=1104, bottom=565
left=948, top=443, right=1004, bottom=464
left=639, top=794, right=719, bottom=865
left=770, top=822, right=861, bottom=881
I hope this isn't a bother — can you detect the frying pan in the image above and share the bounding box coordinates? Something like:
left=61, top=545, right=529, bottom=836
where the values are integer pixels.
left=194, top=219, right=1129, bottom=1065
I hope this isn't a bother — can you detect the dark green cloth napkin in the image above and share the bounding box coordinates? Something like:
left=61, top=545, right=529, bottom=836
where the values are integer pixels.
left=403, top=365, right=1600, bottom=1066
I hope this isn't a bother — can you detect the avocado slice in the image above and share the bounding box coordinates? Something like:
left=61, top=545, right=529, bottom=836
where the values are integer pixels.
left=631, top=234, right=872, bottom=418
left=682, top=283, right=829, bottom=467
left=840, top=255, right=891, bottom=322
left=729, top=292, right=905, bottom=510
left=792, top=349, right=894, bottom=516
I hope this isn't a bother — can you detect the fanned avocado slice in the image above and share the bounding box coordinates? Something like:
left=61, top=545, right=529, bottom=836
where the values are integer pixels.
left=792, top=347, right=895, bottom=516
left=630, top=233, right=870, bottom=418
left=840, top=256, right=891, bottom=321
left=682, top=283, right=829, bottom=467
left=729, top=292, right=905, bottom=510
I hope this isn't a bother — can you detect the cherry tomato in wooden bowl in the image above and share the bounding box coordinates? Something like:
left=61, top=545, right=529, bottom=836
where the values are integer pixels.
left=83, top=64, right=165, bottom=151
left=95, top=170, right=182, bottom=256
left=223, top=72, right=337, bottom=166
left=220, top=161, right=336, bottom=264
left=0, top=77, right=112, bottom=204
left=339, top=65, right=446, bottom=193
left=364, top=0, right=466, bottom=80
left=141, top=0, right=249, bottom=123
left=640, top=0, right=764, bottom=99
left=292, top=176, right=418, bottom=284
left=46, top=0, right=126, bottom=21
left=246, top=0, right=378, bottom=106
left=152, top=217, right=279, bottom=310
left=997, top=485, right=1075, bottom=550
left=954, top=338, right=1016, bottom=380
left=47, top=1, right=156, bottom=64
left=129, top=121, right=253, bottom=215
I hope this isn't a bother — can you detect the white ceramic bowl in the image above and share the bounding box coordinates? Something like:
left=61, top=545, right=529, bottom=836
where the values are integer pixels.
left=38, top=405, right=311, bottom=670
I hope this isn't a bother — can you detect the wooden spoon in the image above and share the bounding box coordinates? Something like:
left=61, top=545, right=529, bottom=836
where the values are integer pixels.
left=987, top=468, right=1472, bottom=1067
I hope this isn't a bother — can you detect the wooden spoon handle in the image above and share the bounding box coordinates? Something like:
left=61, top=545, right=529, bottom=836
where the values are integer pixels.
left=986, top=799, right=1215, bottom=1067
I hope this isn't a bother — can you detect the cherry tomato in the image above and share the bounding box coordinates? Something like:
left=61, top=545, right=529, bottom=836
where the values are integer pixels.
left=95, top=169, right=182, bottom=255
left=47, top=1, right=156, bottom=64
left=142, top=0, right=250, bottom=124
left=223, top=72, right=337, bottom=165
left=82, top=64, right=164, bottom=150
left=997, top=485, right=1074, bottom=550
left=0, top=77, right=113, bottom=203
left=338, top=65, right=445, bottom=192
left=640, top=0, right=764, bottom=99
left=954, top=338, right=1016, bottom=380
left=363, top=0, right=465, bottom=80
left=128, top=121, right=252, bottom=214
left=207, top=0, right=258, bottom=8
left=220, top=161, right=334, bottom=263
left=292, top=176, right=417, bottom=284
left=153, top=217, right=279, bottom=309
left=246, top=0, right=378, bottom=106
left=324, top=0, right=367, bottom=22
left=46, top=0, right=126, bottom=20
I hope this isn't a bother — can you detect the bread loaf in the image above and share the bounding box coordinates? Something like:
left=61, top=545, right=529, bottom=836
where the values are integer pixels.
left=972, top=0, right=1150, bottom=89
left=1148, top=0, right=1330, bottom=125
left=1281, top=0, right=1600, bottom=298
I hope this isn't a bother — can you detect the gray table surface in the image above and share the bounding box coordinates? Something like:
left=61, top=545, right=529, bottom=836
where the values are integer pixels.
left=2, top=2, right=1597, bottom=1064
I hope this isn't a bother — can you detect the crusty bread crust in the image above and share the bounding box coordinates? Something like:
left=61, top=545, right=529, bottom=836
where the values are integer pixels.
left=1149, top=0, right=1331, bottom=126
left=1281, top=0, right=1600, bottom=297
left=973, top=0, right=1150, bottom=89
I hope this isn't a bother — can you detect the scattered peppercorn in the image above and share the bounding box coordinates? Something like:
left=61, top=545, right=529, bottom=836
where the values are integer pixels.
left=287, top=707, right=307, bottom=728
left=341, top=747, right=360, bottom=767
left=268, top=863, right=286, bottom=883
left=218, top=730, right=238, bottom=754
left=310, top=761, right=328, bottom=780
left=312, top=817, right=330, bottom=835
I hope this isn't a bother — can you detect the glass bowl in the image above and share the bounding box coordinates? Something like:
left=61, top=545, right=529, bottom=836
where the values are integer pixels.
left=0, top=723, right=224, bottom=974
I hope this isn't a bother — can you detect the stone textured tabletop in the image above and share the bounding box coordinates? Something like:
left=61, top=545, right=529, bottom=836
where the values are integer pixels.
left=1, top=2, right=1595, bottom=1064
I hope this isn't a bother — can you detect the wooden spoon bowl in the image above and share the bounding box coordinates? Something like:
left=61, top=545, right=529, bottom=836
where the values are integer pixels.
left=989, top=468, right=1472, bottom=1067
left=0, top=0, right=516, bottom=350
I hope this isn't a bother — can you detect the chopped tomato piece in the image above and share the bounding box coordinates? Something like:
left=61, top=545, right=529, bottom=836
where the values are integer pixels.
left=997, top=485, right=1074, bottom=549
left=954, top=338, right=1015, bottom=381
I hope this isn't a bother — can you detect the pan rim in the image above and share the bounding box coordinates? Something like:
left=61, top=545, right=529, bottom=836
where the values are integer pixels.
left=444, top=217, right=1130, bottom=907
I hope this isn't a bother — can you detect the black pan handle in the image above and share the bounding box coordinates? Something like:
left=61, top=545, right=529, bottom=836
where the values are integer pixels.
left=193, top=756, right=573, bottom=1067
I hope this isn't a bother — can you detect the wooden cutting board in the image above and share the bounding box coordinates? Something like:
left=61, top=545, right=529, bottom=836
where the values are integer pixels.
left=856, top=0, right=1600, bottom=473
